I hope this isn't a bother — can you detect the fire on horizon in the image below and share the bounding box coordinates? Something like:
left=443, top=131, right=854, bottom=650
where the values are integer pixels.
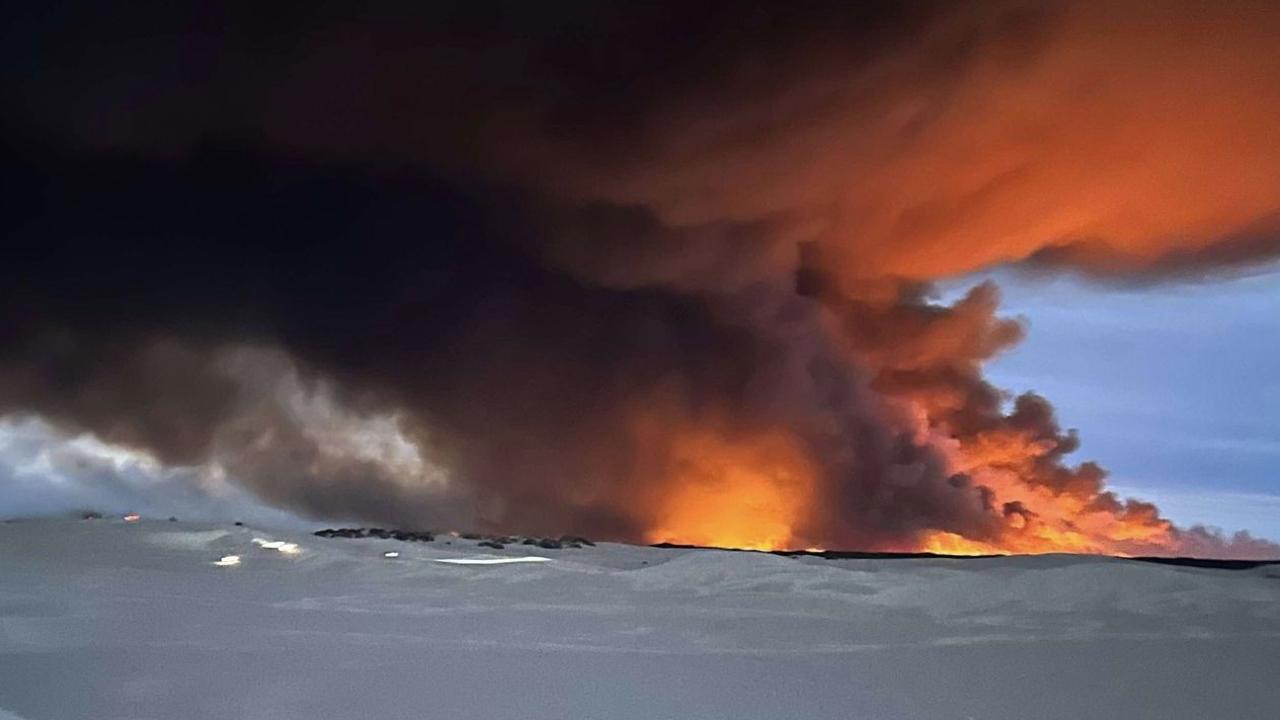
left=2, top=1, right=1280, bottom=558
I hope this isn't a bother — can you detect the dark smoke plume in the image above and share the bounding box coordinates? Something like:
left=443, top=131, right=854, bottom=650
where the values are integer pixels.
left=2, top=1, right=1278, bottom=556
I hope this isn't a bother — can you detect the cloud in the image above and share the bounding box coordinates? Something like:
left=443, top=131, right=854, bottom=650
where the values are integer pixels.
left=0, top=416, right=295, bottom=525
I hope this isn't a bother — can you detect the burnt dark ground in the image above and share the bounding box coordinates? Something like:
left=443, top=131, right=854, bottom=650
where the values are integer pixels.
left=651, top=542, right=1280, bottom=569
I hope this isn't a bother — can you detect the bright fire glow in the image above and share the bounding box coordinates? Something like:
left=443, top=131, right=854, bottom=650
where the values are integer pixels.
left=920, top=532, right=1006, bottom=557
left=646, top=428, right=815, bottom=551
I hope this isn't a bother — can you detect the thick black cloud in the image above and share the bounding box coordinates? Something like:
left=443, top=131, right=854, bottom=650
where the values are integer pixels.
left=0, top=0, right=963, bottom=544
left=0, top=137, right=790, bottom=534
left=3, top=1, right=1277, bottom=557
left=1, top=1, right=933, bottom=168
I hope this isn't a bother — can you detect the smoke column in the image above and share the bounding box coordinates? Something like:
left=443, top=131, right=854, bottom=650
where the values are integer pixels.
left=2, top=1, right=1279, bottom=557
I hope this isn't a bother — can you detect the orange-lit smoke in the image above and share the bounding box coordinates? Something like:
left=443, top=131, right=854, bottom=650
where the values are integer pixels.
left=544, top=1, right=1280, bottom=286
left=7, top=1, right=1280, bottom=560
left=632, top=273, right=1269, bottom=557
left=531, top=2, right=1280, bottom=558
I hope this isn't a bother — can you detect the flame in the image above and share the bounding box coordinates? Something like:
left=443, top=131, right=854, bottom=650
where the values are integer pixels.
left=920, top=532, right=1006, bottom=556
left=646, top=428, right=815, bottom=551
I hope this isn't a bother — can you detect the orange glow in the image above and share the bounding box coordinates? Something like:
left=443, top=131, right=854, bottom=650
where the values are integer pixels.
left=574, top=3, right=1280, bottom=285
left=646, top=428, right=815, bottom=551
left=921, top=532, right=1006, bottom=557
left=920, top=418, right=1181, bottom=557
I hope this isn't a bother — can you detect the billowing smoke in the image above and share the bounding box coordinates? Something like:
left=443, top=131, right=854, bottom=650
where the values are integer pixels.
left=2, top=1, right=1278, bottom=557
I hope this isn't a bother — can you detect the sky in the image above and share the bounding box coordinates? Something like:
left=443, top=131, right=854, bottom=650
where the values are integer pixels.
left=3, top=1, right=1280, bottom=557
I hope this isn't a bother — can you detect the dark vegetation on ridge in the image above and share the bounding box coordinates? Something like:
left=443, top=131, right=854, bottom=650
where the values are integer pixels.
left=651, top=542, right=1280, bottom=570
left=313, top=527, right=595, bottom=550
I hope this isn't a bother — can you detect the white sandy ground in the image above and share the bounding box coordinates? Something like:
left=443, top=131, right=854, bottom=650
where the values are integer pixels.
left=1, top=520, right=1278, bottom=720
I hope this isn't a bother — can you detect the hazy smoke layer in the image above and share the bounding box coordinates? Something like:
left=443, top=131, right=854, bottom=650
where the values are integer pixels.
left=2, top=1, right=1278, bottom=556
